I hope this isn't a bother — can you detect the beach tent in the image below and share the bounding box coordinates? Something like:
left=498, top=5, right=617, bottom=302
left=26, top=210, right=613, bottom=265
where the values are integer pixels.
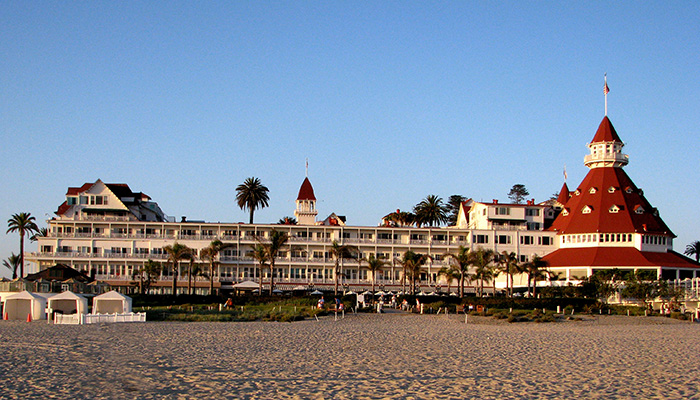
left=92, top=291, right=132, bottom=314
left=48, top=291, right=88, bottom=315
left=3, top=291, right=46, bottom=320
left=233, top=281, right=260, bottom=290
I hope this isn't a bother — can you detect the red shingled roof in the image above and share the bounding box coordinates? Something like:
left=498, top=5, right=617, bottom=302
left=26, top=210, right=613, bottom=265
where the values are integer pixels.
left=543, top=247, right=699, bottom=269
left=56, top=201, right=70, bottom=216
left=66, top=183, right=93, bottom=195
left=556, top=182, right=570, bottom=206
left=591, top=116, right=622, bottom=143
left=548, top=167, right=672, bottom=235
left=297, top=177, right=316, bottom=201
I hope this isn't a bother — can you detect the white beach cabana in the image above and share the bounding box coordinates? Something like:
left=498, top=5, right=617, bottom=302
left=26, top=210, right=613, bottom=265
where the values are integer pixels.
left=3, top=291, right=46, bottom=320
left=92, top=290, right=132, bottom=314
left=48, top=291, right=88, bottom=315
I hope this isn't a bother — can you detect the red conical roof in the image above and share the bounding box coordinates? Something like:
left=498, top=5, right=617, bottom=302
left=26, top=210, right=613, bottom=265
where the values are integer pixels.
left=591, top=116, right=622, bottom=143
left=556, top=182, right=571, bottom=206
left=547, top=167, right=673, bottom=236
left=297, top=177, right=316, bottom=201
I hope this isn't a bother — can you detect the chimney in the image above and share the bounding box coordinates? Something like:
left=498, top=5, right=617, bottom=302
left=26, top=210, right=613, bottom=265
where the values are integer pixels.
left=493, top=199, right=498, bottom=204
left=181, top=216, right=187, bottom=222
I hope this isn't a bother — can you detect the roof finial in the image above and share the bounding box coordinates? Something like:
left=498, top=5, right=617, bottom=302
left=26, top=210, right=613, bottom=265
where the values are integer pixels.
left=604, top=73, right=610, bottom=116
left=305, top=158, right=309, bottom=178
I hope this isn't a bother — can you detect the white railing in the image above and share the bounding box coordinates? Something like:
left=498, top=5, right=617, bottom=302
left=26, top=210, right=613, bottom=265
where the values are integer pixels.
left=84, top=313, right=146, bottom=324
left=53, top=312, right=146, bottom=324
left=53, top=313, right=82, bottom=325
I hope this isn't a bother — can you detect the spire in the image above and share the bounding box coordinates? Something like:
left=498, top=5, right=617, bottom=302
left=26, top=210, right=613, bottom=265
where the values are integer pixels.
left=305, top=158, right=308, bottom=178
left=585, top=117, right=628, bottom=169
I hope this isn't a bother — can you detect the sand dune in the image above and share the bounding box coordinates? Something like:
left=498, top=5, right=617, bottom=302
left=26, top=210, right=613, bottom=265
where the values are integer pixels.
left=0, top=314, right=698, bottom=399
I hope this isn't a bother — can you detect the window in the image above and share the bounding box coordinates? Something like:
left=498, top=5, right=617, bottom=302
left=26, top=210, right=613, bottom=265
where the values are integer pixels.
left=519, top=255, right=528, bottom=262
left=635, top=206, right=645, bottom=214
left=582, top=205, right=593, bottom=214
left=609, top=205, right=620, bottom=213
left=589, top=187, right=597, bottom=194
left=539, top=237, right=552, bottom=246
left=520, top=236, right=534, bottom=245
left=525, top=208, right=540, bottom=216
left=342, top=232, right=351, bottom=239
left=495, top=207, right=510, bottom=215
left=497, top=235, right=511, bottom=244
left=473, top=235, right=489, bottom=244
left=608, top=186, right=617, bottom=193
left=527, top=222, right=541, bottom=230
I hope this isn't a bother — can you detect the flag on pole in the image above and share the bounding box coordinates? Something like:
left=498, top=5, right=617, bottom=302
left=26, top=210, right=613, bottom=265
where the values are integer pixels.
left=563, top=165, right=568, bottom=181
left=604, top=75, right=610, bottom=94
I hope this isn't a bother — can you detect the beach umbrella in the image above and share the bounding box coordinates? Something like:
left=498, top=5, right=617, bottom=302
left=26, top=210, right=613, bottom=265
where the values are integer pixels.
left=426, top=291, right=436, bottom=296
left=376, top=290, right=387, bottom=296
left=310, top=290, right=323, bottom=295
left=344, top=290, right=356, bottom=295
left=361, top=290, right=372, bottom=295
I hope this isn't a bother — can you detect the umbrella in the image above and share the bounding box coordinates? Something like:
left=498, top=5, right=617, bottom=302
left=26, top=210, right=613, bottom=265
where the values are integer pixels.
left=361, top=290, right=373, bottom=295
left=344, top=290, right=356, bottom=295
left=376, top=290, right=387, bottom=296
left=272, top=289, right=283, bottom=294
left=310, top=290, right=323, bottom=295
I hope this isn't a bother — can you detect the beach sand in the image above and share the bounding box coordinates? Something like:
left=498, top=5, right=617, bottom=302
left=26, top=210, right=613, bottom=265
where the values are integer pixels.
left=0, top=314, right=699, bottom=399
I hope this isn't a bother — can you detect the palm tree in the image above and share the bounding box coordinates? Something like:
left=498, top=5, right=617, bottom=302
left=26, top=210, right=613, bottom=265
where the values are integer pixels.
left=400, top=250, right=429, bottom=295
left=30, top=227, right=48, bottom=242
left=366, top=254, right=388, bottom=294
left=7, top=212, right=39, bottom=278
left=470, top=248, right=495, bottom=297
left=236, top=177, right=270, bottom=224
left=524, top=255, right=550, bottom=298
left=685, top=241, right=700, bottom=262
left=437, top=265, right=460, bottom=295
left=251, top=244, right=269, bottom=294
left=382, top=210, right=415, bottom=227
left=499, top=251, right=520, bottom=297
left=413, top=195, right=448, bottom=227
left=132, top=259, right=162, bottom=295
left=329, top=240, right=358, bottom=295
left=163, top=242, right=193, bottom=296
left=185, top=251, right=198, bottom=295
left=444, top=246, right=473, bottom=298
left=3, top=253, right=21, bottom=280
left=277, top=216, right=297, bottom=225
left=200, top=240, right=232, bottom=295
left=256, top=229, right=289, bottom=296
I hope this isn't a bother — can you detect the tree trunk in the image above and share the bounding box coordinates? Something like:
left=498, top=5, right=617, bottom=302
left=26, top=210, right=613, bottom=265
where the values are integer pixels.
left=249, top=208, right=254, bottom=224
left=334, top=261, right=340, bottom=295
left=259, top=265, right=263, bottom=294
left=269, top=262, right=275, bottom=296
left=171, top=262, right=178, bottom=296
left=209, top=262, right=215, bottom=296
left=188, top=264, right=193, bottom=295
left=19, top=234, right=25, bottom=278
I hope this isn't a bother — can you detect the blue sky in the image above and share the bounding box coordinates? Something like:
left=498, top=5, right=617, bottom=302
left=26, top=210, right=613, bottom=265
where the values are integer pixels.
left=2, top=2, right=699, bottom=277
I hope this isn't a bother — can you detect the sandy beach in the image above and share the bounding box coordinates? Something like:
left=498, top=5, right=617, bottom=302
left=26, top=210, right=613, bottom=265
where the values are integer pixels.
left=1, top=314, right=699, bottom=399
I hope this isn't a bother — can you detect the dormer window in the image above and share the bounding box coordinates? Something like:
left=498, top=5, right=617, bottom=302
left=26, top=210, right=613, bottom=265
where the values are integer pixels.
left=635, top=205, right=645, bottom=214
left=589, top=187, right=597, bottom=194
left=561, top=208, right=570, bottom=216
left=625, top=187, right=633, bottom=194
left=608, top=186, right=617, bottom=193
left=609, top=205, right=621, bottom=213
left=582, top=205, right=593, bottom=214
left=574, top=189, right=581, bottom=196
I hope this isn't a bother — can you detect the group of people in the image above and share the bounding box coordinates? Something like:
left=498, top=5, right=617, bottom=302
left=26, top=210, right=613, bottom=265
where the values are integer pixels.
left=317, top=297, right=344, bottom=312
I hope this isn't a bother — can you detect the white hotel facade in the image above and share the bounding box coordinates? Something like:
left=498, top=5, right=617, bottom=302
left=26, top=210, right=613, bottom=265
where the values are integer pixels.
left=26, top=115, right=700, bottom=294
left=27, top=178, right=556, bottom=295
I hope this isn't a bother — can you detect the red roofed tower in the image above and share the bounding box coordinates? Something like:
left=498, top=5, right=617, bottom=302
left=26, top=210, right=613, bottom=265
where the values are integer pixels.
left=294, top=177, right=318, bottom=225
left=544, top=116, right=698, bottom=281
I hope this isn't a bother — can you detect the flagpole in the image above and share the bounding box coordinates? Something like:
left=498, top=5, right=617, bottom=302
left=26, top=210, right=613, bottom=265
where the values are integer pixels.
left=604, top=73, right=608, bottom=116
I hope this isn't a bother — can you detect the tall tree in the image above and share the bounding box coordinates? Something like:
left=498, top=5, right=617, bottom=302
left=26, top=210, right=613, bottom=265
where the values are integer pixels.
left=256, top=229, right=289, bottom=296
left=30, top=227, right=48, bottom=242
left=470, top=248, right=495, bottom=297
left=132, top=259, right=162, bottom=295
left=444, top=246, right=473, bottom=298
left=251, top=243, right=269, bottom=294
left=236, top=177, right=270, bottom=224
left=185, top=251, right=198, bottom=295
left=499, top=251, right=520, bottom=297
left=3, top=253, right=21, bottom=280
left=437, top=265, right=460, bottom=295
left=277, top=216, right=297, bottom=225
left=400, top=250, right=430, bottom=295
left=524, top=255, right=550, bottom=298
left=329, top=240, right=358, bottom=295
left=507, top=184, right=529, bottom=204
left=446, top=195, right=466, bottom=226
left=163, top=242, right=193, bottom=296
left=365, top=254, right=388, bottom=294
left=200, top=240, right=232, bottom=295
left=413, top=195, right=449, bottom=227
left=7, top=212, right=39, bottom=278
left=684, top=241, right=700, bottom=262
